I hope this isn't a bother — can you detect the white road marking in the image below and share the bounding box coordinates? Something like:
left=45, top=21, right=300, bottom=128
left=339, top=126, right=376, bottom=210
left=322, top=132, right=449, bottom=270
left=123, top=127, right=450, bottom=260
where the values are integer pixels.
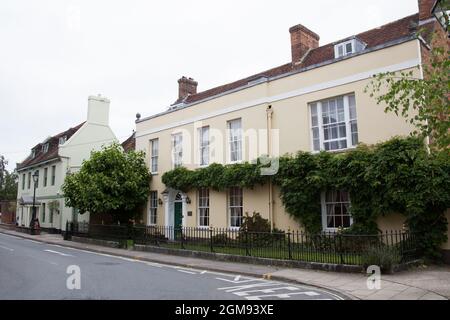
left=218, top=282, right=278, bottom=293
left=234, top=286, right=302, bottom=297
left=143, top=262, right=163, bottom=268
left=200, top=271, right=207, bottom=274
left=245, top=291, right=321, bottom=300
left=177, top=270, right=197, bottom=275
left=0, top=245, right=14, bottom=252
left=216, top=277, right=262, bottom=284
left=44, top=249, right=74, bottom=257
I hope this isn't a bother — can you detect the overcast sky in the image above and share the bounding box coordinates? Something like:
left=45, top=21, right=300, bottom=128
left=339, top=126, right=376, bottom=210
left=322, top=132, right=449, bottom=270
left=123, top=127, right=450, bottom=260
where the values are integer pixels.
left=1, top=0, right=419, bottom=171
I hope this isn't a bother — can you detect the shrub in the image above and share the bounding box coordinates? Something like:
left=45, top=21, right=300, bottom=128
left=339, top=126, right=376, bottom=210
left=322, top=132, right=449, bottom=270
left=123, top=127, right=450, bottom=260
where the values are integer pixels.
left=211, top=233, right=230, bottom=246
left=362, top=246, right=401, bottom=273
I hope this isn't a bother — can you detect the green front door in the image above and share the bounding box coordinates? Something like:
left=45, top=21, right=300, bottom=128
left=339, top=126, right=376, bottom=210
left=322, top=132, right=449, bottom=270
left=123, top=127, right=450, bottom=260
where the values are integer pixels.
left=174, top=202, right=183, bottom=229
left=174, top=202, right=183, bottom=240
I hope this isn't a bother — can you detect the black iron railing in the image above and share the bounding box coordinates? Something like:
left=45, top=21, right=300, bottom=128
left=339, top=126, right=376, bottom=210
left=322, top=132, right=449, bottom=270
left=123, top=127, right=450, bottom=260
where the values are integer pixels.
left=66, top=222, right=419, bottom=266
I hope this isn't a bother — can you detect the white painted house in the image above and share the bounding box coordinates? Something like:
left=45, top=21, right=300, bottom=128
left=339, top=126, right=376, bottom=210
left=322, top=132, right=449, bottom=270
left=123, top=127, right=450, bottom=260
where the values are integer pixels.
left=16, top=95, right=118, bottom=232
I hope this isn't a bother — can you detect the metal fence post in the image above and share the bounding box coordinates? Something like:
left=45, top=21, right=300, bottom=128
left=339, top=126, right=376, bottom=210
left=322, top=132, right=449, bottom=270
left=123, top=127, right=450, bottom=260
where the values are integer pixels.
left=339, top=234, right=344, bottom=265
left=180, top=227, right=185, bottom=249
left=287, top=231, right=292, bottom=260
left=245, top=230, right=250, bottom=256
left=64, top=220, right=69, bottom=240
left=209, top=227, right=213, bottom=253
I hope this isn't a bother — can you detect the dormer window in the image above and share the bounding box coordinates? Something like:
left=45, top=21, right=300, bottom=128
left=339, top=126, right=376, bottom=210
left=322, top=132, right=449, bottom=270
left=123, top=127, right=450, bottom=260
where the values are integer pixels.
left=432, top=0, right=450, bottom=35
left=42, top=143, right=49, bottom=153
left=59, top=136, right=67, bottom=145
left=334, top=38, right=366, bottom=59
left=31, top=150, right=36, bottom=158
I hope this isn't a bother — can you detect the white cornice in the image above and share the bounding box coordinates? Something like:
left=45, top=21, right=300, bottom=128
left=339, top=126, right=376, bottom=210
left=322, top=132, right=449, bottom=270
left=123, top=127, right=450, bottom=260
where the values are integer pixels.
left=136, top=57, right=421, bottom=138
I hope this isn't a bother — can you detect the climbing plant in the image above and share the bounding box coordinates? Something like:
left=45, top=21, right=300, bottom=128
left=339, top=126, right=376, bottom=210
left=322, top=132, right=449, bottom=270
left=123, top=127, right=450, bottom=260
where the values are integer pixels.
left=161, top=137, right=450, bottom=260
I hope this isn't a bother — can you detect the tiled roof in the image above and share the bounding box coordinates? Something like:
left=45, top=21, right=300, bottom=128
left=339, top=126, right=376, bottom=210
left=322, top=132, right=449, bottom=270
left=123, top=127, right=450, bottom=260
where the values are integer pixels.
left=173, top=14, right=421, bottom=107
left=17, top=122, right=85, bottom=170
left=122, top=132, right=136, bottom=152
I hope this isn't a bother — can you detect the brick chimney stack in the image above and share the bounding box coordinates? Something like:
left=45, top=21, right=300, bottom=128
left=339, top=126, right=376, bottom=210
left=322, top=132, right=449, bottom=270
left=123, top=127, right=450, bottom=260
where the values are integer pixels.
left=178, top=76, right=198, bottom=101
left=289, top=24, right=320, bottom=65
left=418, top=0, right=437, bottom=21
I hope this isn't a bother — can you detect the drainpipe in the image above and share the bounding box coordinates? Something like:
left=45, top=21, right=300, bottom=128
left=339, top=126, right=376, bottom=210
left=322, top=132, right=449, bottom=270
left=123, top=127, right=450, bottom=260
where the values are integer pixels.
left=266, top=105, right=274, bottom=231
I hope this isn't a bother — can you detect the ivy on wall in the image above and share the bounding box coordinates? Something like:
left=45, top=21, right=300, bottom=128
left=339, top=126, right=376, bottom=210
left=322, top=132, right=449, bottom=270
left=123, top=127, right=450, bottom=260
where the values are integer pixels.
left=161, top=137, right=450, bottom=260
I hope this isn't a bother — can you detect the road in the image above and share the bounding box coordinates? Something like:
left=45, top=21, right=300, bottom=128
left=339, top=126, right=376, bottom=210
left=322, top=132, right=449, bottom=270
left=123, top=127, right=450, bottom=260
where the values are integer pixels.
left=0, top=232, right=344, bottom=300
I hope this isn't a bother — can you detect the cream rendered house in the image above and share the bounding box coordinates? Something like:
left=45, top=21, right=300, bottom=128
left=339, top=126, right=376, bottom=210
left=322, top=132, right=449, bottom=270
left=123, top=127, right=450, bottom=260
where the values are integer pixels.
left=135, top=1, right=448, bottom=239
left=16, top=95, right=118, bottom=232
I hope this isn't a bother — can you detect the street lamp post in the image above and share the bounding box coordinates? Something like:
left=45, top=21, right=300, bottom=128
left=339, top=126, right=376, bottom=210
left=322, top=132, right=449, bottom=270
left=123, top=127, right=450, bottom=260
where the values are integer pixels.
left=30, top=170, right=40, bottom=235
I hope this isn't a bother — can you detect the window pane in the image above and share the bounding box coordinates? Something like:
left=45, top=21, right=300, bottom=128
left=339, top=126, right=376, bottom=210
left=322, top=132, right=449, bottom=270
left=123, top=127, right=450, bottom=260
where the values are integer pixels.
left=352, top=132, right=359, bottom=146
left=337, top=98, right=345, bottom=122
left=311, top=104, right=318, bottom=127
left=338, top=45, right=344, bottom=57
left=322, top=102, right=329, bottom=124
left=349, top=95, right=357, bottom=120
left=351, top=121, right=359, bottom=146
left=331, top=125, right=338, bottom=139
left=339, top=124, right=346, bottom=138
left=346, top=42, right=353, bottom=54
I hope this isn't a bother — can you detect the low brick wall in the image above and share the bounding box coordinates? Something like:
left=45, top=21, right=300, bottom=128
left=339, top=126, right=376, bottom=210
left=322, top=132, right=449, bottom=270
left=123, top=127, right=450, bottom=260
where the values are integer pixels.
left=71, top=236, right=120, bottom=249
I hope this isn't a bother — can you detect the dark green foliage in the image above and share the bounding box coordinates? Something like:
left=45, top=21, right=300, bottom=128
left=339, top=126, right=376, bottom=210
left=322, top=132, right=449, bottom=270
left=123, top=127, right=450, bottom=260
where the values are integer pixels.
left=240, top=212, right=271, bottom=233
left=211, top=233, right=231, bottom=246
left=62, top=143, right=151, bottom=222
left=161, top=137, right=450, bottom=260
left=0, top=156, right=17, bottom=201
left=162, top=162, right=266, bottom=192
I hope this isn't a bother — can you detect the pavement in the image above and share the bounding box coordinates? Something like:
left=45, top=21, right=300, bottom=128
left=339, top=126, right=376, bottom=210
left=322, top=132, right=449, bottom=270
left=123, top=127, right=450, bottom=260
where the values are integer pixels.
left=0, top=227, right=449, bottom=300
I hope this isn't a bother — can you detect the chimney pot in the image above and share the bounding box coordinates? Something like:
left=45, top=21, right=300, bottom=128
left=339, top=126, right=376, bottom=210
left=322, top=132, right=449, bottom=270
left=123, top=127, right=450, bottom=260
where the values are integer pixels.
left=289, top=24, right=320, bottom=65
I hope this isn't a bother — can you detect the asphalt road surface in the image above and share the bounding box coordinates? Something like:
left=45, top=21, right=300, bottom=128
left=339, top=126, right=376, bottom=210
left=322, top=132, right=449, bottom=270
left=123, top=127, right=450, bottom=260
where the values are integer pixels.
left=0, top=232, right=344, bottom=300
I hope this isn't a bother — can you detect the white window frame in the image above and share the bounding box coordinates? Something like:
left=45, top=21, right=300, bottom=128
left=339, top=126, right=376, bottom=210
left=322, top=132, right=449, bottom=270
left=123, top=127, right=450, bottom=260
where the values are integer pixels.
left=309, top=94, right=358, bottom=152
left=227, top=118, right=243, bottom=164
left=149, top=191, right=158, bottom=226
left=171, top=133, right=183, bottom=169
left=198, top=126, right=210, bottom=167
left=321, top=190, right=353, bottom=232
left=197, top=188, right=210, bottom=228
left=43, top=167, right=48, bottom=187
left=59, top=136, right=67, bottom=145
left=150, top=139, right=159, bottom=174
left=51, top=165, right=56, bottom=186
left=334, top=40, right=354, bottom=58
left=228, top=187, right=243, bottom=229
left=42, top=143, right=49, bottom=153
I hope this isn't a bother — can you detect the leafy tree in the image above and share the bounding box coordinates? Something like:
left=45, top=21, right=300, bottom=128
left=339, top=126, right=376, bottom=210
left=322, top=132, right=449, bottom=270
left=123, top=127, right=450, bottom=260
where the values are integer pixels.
left=0, top=156, right=18, bottom=201
left=365, top=29, right=450, bottom=151
left=62, top=143, right=151, bottom=222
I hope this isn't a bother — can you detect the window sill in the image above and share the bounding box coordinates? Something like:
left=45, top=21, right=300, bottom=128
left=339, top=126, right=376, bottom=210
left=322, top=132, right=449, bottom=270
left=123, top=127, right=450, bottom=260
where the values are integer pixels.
left=312, top=146, right=357, bottom=154
left=151, top=172, right=159, bottom=176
